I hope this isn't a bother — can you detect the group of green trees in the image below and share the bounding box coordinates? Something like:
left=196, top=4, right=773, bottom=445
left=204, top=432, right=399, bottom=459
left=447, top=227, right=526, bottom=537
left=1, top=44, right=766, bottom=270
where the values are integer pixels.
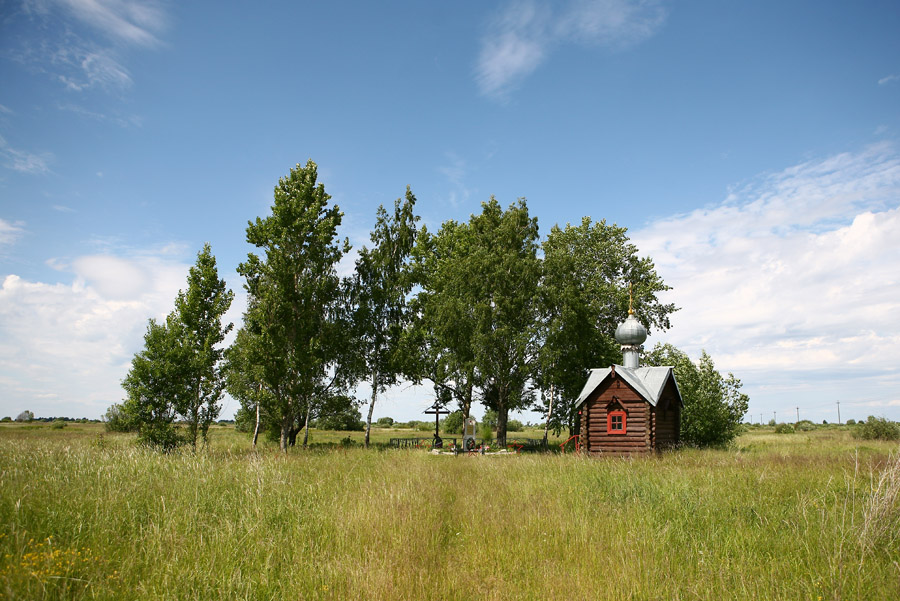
left=114, top=160, right=748, bottom=450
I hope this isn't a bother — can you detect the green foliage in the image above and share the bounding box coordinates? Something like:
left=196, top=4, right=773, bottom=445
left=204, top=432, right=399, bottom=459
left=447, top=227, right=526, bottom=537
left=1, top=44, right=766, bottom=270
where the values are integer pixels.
left=536, top=217, right=676, bottom=435
left=236, top=160, right=353, bottom=451
left=774, top=423, right=795, bottom=434
left=440, top=411, right=464, bottom=434
left=0, top=417, right=11, bottom=422
left=795, top=420, right=817, bottom=432
left=846, top=418, right=856, bottom=425
left=507, top=419, right=524, bottom=432
left=479, top=421, right=493, bottom=442
left=172, top=243, right=234, bottom=447
left=376, top=417, right=394, bottom=427
left=351, top=188, right=419, bottom=447
left=50, top=419, right=67, bottom=429
left=317, top=407, right=364, bottom=432
left=15, top=410, right=34, bottom=422
left=644, top=343, right=749, bottom=447
left=411, top=198, right=541, bottom=446
left=481, top=409, right=498, bottom=429
left=120, top=245, right=232, bottom=450
left=853, top=416, right=900, bottom=441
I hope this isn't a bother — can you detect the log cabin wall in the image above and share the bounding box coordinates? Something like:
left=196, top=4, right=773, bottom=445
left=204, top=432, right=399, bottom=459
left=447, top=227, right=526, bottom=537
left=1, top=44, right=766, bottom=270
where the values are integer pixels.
left=582, top=375, right=651, bottom=455
left=652, top=377, right=681, bottom=449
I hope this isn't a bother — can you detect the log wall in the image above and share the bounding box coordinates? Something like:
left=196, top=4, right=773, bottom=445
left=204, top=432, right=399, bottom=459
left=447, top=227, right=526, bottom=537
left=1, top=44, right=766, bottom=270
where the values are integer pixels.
left=650, top=377, right=681, bottom=449
left=582, top=372, right=651, bottom=456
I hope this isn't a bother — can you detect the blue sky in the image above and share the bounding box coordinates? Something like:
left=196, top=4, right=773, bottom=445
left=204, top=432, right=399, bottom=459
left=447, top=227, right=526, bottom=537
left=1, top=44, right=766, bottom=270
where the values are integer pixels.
left=1, top=0, right=899, bottom=425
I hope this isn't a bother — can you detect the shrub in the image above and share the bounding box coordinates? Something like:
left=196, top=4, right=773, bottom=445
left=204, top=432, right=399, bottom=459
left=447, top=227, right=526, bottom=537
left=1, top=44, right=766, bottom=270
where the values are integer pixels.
left=318, top=408, right=365, bottom=431
left=376, top=417, right=394, bottom=427
left=103, top=403, right=135, bottom=433
left=415, top=421, right=434, bottom=432
left=441, top=411, right=464, bottom=434
left=774, top=423, right=794, bottom=434
left=846, top=418, right=856, bottom=425
left=1, top=416, right=11, bottom=422
left=480, top=422, right=493, bottom=443
left=507, top=419, right=523, bottom=432
left=50, top=420, right=67, bottom=430
left=15, top=410, right=34, bottom=423
left=795, top=420, right=817, bottom=432
left=853, top=416, right=900, bottom=441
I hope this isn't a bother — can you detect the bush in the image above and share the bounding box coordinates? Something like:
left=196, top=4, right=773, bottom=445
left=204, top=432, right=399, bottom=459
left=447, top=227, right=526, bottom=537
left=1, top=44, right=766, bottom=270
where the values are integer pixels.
left=15, top=410, right=34, bottom=423
left=480, top=422, right=493, bottom=443
left=853, top=416, right=900, bottom=441
left=1, top=416, right=11, bottom=422
left=376, top=417, right=394, bottom=427
left=846, top=418, right=856, bottom=425
left=441, top=411, right=464, bottom=435
left=50, top=420, right=67, bottom=430
left=415, top=421, right=434, bottom=432
left=104, top=403, right=135, bottom=433
left=795, top=420, right=817, bottom=432
left=774, top=423, right=794, bottom=434
left=507, top=419, right=523, bottom=432
left=317, top=408, right=365, bottom=431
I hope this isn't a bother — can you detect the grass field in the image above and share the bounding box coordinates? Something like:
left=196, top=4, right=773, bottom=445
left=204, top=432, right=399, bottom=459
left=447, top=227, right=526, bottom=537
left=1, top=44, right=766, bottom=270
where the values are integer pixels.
left=1, top=423, right=898, bottom=600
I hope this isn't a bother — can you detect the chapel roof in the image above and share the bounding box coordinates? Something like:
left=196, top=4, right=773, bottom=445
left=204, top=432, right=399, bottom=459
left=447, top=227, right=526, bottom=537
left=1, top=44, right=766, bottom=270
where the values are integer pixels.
left=573, top=365, right=683, bottom=409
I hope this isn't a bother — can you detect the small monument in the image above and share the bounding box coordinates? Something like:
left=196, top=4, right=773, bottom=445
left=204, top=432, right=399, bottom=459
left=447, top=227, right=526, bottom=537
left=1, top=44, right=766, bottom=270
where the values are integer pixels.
left=463, top=417, right=477, bottom=451
left=424, top=401, right=450, bottom=449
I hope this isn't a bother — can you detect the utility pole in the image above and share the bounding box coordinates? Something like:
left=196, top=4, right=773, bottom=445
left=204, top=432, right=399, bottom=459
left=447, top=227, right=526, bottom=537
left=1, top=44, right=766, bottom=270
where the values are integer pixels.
left=836, top=401, right=841, bottom=425
left=796, top=407, right=799, bottom=424
left=773, top=411, right=777, bottom=424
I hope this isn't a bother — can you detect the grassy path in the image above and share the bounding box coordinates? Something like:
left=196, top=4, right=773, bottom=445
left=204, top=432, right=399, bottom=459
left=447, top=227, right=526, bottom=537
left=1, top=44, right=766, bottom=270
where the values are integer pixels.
left=1, top=425, right=898, bottom=600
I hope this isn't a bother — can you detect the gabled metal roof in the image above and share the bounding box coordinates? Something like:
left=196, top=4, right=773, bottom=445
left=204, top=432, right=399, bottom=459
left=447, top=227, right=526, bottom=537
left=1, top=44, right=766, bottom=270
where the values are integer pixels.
left=574, top=365, right=683, bottom=409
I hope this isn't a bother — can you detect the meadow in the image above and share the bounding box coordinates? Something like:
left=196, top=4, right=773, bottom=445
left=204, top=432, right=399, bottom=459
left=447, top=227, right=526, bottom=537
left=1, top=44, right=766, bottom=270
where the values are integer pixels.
left=1, top=423, right=898, bottom=600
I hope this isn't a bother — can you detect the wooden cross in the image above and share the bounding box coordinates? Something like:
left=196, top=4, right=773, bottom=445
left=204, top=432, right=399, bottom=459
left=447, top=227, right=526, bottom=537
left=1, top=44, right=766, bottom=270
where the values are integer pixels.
left=424, top=401, right=451, bottom=445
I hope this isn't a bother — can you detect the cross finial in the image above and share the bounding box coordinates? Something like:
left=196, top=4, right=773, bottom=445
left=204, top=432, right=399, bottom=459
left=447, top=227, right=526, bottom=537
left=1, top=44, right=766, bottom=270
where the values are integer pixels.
left=628, top=283, right=634, bottom=315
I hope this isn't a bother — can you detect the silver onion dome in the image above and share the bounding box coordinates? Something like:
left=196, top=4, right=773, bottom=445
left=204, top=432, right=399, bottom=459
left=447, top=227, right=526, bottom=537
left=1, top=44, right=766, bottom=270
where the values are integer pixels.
left=615, top=312, right=647, bottom=346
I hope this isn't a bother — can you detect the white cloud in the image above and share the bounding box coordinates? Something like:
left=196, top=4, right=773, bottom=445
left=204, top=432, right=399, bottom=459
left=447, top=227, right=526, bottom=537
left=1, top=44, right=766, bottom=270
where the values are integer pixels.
left=0, top=219, right=26, bottom=246
left=0, top=134, right=53, bottom=174
left=0, top=251, right=189, bottom=418
left=28, top=0, right=167, bottom=46
left=476, top=0, right=666, bottom=100
left=878, top=74, right=899, bottom=86
left=632, top=144, right=900, bottom=420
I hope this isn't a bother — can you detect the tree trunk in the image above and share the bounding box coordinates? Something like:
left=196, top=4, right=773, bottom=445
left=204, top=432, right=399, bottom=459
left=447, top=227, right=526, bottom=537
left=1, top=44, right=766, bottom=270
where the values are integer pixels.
left=462, top=382, right=473, bottom=419
left=252, top=398, right=260, bottom=448
left=543, top=383, right=554, bottom=445
left=365, top=371, right=377, bottom=448
left=496, top=403, right=509, bottom=449
left=279, top=413, right=291, bottom=452
left=302, top=404, right=311, bottom=448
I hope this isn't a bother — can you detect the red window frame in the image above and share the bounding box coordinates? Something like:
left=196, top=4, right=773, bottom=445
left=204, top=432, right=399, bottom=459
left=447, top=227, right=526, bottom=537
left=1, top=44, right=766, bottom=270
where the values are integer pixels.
left=607, top=410, right=627, bottom=434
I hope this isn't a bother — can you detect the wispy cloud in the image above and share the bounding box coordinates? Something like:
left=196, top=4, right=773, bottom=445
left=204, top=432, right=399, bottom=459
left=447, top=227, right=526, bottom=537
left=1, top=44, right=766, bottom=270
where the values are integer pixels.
left=878, top=74, right=899, bottom=86
left=10, top=1, right=168, bottom=94
left=0, top=134, right=53, bottom=174
left=437, top=152, right=472, bottom=208
left=632, top=144, right=900, bottom=419
left=0, top=219, right=26, bottom=246
left=476, top=0, right=666, bottom=100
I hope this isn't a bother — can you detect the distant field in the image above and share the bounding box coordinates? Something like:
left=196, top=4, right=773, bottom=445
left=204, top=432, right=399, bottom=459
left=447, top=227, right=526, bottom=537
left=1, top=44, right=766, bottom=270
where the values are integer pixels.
left=1, top=424, right=898, bottom=600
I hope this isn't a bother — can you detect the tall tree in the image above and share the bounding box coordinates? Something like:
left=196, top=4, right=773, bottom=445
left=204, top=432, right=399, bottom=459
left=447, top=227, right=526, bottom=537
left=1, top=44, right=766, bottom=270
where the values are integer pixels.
left=644, top=343, right=749, bottom=447
left=536, top=217, right=676, bottom=435
left=237, top=160, right=351, bottom=451
left=174, top=243, right=234, bottom=448
left=351, top=187, right=419, bottom=447
left=120, top=244, right=233, bottom=450
left=414, top=198, right=541, bottom=447
left=407, top=222, right=479, bottom=419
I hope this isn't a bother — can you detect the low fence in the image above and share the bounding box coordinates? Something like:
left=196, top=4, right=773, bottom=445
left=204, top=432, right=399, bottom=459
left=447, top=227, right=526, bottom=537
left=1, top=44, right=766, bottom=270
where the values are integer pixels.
left=389, top=436, right=549, bottom=451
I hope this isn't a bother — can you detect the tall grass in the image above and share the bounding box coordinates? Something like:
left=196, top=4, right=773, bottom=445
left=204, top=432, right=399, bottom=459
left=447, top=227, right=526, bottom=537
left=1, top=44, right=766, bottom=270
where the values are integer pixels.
left=0, top=425, right=898, bottom=600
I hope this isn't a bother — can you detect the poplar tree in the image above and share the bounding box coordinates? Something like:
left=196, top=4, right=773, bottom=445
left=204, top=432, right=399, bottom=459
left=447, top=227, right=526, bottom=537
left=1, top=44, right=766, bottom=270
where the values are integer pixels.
left=175, top=243, right=234, bottom=448
left=351, top=187, right=419, bottom=447
left=237, top=160, right=351, bottom=452
left=120, top=243, right=233, bottom=449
